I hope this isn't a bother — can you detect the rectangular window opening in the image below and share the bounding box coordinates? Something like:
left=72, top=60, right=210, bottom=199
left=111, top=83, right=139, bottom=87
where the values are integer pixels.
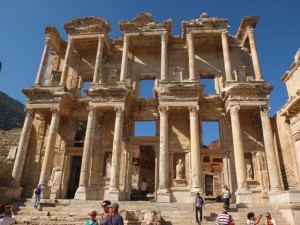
left=200, top=78, right=216, bottom=94
left=134, top=121, right=156, bottom=136
left=139, top=79, right=155, bottom=98
left=202, top=121, right=220, bottom=149
left=80, top=81, right=91, bottom=97
left=74, top=121, right=87, bottom=147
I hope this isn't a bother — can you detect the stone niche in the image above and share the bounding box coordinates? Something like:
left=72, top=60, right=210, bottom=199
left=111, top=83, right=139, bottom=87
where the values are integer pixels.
left=173, top=153, right=187, bottom=187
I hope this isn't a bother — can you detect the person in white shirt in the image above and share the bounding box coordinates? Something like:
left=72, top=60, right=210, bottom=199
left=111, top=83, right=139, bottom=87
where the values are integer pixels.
left=0, top=204, right=16, bottom=225
left=265, top=212, right=277, bottom=225
left=141, top=178, right=148, bottom=200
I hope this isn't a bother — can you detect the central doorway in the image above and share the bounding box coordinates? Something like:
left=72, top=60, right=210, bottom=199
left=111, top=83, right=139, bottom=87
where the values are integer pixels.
left=131, top=144, right=156, bottom=200
left=67, top=156, right=82, bottom=199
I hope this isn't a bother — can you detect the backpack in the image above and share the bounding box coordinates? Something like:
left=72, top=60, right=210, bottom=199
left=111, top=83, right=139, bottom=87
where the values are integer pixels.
left=35, top=187, right=41, bottom=195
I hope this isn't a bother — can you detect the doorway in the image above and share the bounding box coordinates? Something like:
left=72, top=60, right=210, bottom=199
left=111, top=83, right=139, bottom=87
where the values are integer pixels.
left=131, top=145, right=156, bottom=200
left=67, top=156, right=82, bottom=199
left=205, top=174, right=213, bottom=196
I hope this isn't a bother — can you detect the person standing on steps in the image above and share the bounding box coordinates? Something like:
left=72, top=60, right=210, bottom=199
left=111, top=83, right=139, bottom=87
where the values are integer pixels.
left=195, top=192, right=205, bottom=222
left=221, top=185, right=231, bottom=207
left=0, top=204, right=16, bottom=225
left=100, top=200, right=111, bottom=225
left=34, top=184, right=42, bottom=207
left=265, top=212, right=277, bottom=225
left=141, top=178, right=148, bottom=200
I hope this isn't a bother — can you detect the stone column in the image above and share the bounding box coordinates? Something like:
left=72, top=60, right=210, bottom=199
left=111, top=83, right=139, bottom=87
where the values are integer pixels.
left=187, top=32, right=196, bottom=81
left=107, top=107, right=124, bottom=200
left=39, top=108, right=60, bottom=198
left=260, top=106, right=281, bottom=191
left=161, top=32, right=168, bottom=81
left=74, top=107, right=97, bottom=200
left=189, top=106, right=201, bottom=193
left=11, top=109, right=35, bottom=196
left=229, top=105, right=252, bottom=203
left=59, top=38, right=74, bottom=86
left=120, top=35, right=129, bottom=82
left=35, top=38, right=51, bottom=85
left=247, top=28, right=262, bottom=80
left=157, top=105, right=170, bottom=202
left=221, top=32, right=232, bottom=81
left=93, top=36, right=104, bottom=83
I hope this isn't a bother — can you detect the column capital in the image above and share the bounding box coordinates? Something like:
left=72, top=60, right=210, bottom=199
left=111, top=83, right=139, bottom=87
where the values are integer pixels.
left=114, top=106, right=124, bottom=117
left=221, top=31, right=229, bottom=38
left=158, top=105, right=169, bottom=116
left=260, top=105, right=270, bottom=116
left=45, top=37, right=51, bottom=46
left=50, top=107, right=60, bottom=116
left=123, top=35, right=130, bottom=42
left=161, top=32, right=168, bottom=42
left=229, top=105, right=240, bottom=116
left=187, top=32, right=193, bottom=40
left=98, top=35, right=104, bottom=42
left=87, top=106, right=97, bottom=117
left=188, top=105, right=199, bottom=116
left=24, top=107, right=35, bottom=118
left=67, top=37, right=74, bottom=45
left=246, top=27, right=255, bottom=39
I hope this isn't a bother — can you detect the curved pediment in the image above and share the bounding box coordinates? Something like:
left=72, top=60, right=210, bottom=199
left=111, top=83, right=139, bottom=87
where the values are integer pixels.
left=64, top=17, right=111, bottom=35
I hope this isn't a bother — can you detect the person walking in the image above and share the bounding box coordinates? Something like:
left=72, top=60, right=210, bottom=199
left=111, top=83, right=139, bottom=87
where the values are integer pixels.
left=86, top=210, right=98, bottom=225
left=108, top=203, right=123, bottom=225
left=141, top=178, right=148, bottom=200
left=265, top=212, right=277, bottom=225
left=34, top=184, right=42, bottom=207
left=247, top=212, right=262, bottom=225
left=195, top=192, right=205, bottom=222
left=215, top=205, right=234, bottom=225
left=0, top=204, right=16, bottom=225
left=100, top=200, right=111, bottom=225
left=221, top=185, right=231, bottom=207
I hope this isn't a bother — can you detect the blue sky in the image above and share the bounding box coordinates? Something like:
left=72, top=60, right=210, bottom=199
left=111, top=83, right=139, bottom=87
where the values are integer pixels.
left=0, top=1, right=299, bottom=143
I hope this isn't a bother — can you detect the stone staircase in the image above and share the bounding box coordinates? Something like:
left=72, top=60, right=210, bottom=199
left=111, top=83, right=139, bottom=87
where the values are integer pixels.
left=12, top=199, right=290, bottom=225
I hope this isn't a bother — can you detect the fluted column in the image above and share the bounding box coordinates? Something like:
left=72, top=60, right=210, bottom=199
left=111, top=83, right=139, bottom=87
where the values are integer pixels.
left=35, top=38, right=51, bottom=85
left=93, top=36, right=104, bottom=83
left=189, top=106, right=201, bottom=193
left=221, top=32, right=232, bottom=81
left=39, top=108, right=60, bottom=198
left=59, top=38, right=74, bottom=86
left=157, top=105, right=170, bottom=202
left=74, top=107, right=97, bottom=200
left=187, top=32, right=196, bottom=81
left=247, top=28, right=262, bottom=80
left=107, top=107, right=124, bottom=200
left=120, top=35, right=129, bottom=82
left=230, top=106, right=247, bottom=189
left=161, top=32, right=168, bottom=81
left=11, top=109, right=35, bottom=189
left=260, top=106, right=281, bottom=190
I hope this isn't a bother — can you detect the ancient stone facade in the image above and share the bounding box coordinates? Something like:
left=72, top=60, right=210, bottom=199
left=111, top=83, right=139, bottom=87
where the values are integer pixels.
left=7, top=13, right=287, bottom=205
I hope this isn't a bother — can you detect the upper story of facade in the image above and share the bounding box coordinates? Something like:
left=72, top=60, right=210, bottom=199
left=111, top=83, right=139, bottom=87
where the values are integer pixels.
left=23, top=13, right=273, bottom=117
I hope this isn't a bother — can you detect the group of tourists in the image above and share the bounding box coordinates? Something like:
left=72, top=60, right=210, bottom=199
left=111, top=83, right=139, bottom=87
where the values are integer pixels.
left=86, top=200, right=124, bottom=225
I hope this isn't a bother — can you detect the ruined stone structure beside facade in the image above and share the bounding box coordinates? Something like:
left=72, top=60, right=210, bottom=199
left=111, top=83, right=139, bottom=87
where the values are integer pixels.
left=4, top=14, right=300, bottom=222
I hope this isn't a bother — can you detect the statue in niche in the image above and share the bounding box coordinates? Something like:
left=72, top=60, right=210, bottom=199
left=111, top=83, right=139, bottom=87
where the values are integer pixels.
left=246, top=164, right=253, bottom=179
left=105, top=154, right=112, bottom=177
left=175, top=159, right=184, bottom=179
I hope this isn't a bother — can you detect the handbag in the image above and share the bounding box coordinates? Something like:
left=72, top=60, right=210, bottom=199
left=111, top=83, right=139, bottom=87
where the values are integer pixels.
left=229, top=221, right=235, bottom=225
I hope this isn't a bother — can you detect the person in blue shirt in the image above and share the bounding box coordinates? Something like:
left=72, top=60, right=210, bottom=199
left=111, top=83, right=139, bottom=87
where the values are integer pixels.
left=108, top=203, right=123, bottom=225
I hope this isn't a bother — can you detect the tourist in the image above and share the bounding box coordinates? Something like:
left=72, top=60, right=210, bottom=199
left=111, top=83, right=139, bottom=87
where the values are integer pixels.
left=34, top=184, right=42, bottom=207
left=195, top=192, right=205, bottom=222
left=100, top=200, right=111, bottom=225
left=108, top=203, right=123, bottom=225
left=0, top=203, right=16, bottom=225
left=215, top=205, right=234, bottom=225
left=265, top=212, right=277, bottom=225
left=86, top=210, right=98, bottom=225
left=141, top=178, right=148, bottom=200
left=247, top=212, right=262, bottom=225
left=221, top=185, right=231, bottom=207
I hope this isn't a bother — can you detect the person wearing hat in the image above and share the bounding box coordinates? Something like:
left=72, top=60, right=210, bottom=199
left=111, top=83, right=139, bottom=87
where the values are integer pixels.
left=100, top=200, right=111, bottom=225
left=108, top=203, right=123, bottom=225
left=86, top=210, right=98, bottom=225
left=215, top=205, right=234, bottom=225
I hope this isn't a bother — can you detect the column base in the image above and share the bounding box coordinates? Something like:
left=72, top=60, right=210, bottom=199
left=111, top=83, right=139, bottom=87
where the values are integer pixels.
left=0, top=187, right=23, bottom=200
left=89, top=185, right=98, bottom=200
left=50, top=187, right=61, bottom=199
left=156, top=188, right=171, bottom=202
left=41, top=185, right=51, bottom=199
left=235, top=188, right=252, bottom=204
left=74, top=186, right=89, bottom=200
left=106, top=188, right=120, bottom=201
